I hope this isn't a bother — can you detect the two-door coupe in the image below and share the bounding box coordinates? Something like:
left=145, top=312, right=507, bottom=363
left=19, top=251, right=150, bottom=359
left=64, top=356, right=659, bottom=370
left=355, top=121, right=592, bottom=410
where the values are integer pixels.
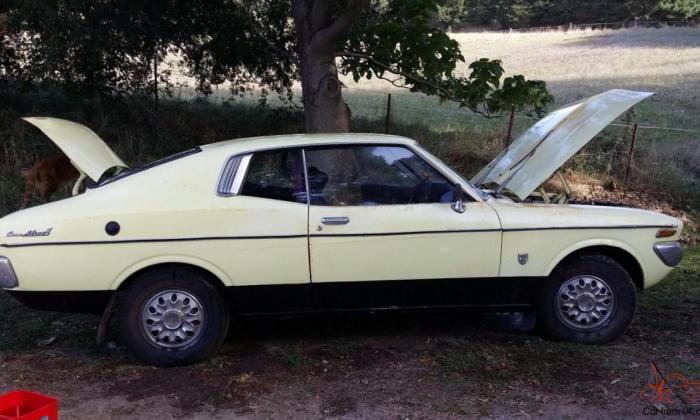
left=0, top=89, right=683, bottom=366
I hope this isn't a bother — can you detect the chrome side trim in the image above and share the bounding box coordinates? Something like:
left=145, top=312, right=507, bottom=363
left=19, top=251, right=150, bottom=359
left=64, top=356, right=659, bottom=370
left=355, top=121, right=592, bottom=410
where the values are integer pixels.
left=0, top=256, right=18, bottom=288
left=217, top=153, right=252, bottom=196
left=216, top=155, right=241, bottom=196
left=301, top=149, right=311, bottom=205
left=1, top=225, right=680, bottom=248
left=653, top=242, right=683, bottom=267
left=504, top=224, right=676, bottom=232
left=231, top=154, right=252, bottom=195
left=2, top=234, right=309, bottom=248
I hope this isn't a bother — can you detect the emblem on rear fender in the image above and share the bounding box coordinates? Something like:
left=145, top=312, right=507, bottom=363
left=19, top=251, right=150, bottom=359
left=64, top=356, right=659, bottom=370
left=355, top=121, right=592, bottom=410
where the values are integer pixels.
left=518, top=253, right=528, bottom=265
left=6, top=228, right=53, bottom=238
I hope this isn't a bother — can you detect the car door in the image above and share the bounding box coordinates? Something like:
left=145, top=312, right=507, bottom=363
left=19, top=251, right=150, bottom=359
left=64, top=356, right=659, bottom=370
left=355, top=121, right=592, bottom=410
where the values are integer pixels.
left=218, top=147, right=311, bottom=313
left=304, top=144, right=502, bottom=310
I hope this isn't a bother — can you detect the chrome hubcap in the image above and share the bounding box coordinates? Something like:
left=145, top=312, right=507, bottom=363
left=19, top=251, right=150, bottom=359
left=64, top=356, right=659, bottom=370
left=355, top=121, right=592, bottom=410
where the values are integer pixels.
left=141, top=290, right=204, bottom=349
left=556, top=275, right=614, bottom=330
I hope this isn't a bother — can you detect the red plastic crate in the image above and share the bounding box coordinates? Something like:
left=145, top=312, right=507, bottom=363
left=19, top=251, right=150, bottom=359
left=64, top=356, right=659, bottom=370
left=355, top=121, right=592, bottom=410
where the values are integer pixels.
left=0, top=391, right=57, bottom=420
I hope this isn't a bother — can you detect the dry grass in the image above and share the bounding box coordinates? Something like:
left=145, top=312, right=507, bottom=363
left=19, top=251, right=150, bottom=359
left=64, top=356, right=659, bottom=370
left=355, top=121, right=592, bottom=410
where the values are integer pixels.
left=348, top=27, right=700, bottom=127
left=453, top=27, right=700, bottom=129
left=453, top=28, right=700, bottom=94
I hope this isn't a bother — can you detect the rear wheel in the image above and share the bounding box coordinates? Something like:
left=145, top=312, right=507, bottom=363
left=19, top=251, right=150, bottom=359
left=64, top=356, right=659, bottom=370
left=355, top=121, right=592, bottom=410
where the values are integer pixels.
left=537, top=254, right=636, bottom=343
left=118, top=267, right=229, bottom=366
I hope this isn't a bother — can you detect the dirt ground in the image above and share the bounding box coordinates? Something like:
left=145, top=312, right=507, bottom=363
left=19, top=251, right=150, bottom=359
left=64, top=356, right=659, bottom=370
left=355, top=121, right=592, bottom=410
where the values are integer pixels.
left=1, top=247, right=699, bottom=419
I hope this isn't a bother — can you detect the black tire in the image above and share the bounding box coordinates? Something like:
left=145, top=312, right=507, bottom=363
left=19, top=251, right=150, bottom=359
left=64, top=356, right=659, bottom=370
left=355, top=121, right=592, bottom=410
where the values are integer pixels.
left=537, top=253, right=636, bottom=344
left=118, top=267, right=229, bottom=366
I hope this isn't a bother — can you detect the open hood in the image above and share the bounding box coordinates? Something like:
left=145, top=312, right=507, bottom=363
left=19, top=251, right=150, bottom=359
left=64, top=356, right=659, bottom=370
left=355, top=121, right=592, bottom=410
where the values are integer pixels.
left=23, top=117, right=128, bottom=181
left=471, top=89, right=654, bottom=200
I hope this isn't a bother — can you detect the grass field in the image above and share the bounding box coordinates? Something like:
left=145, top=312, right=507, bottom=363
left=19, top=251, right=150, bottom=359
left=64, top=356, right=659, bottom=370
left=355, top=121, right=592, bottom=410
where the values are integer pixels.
left=345, top=27, right=700, bottom=130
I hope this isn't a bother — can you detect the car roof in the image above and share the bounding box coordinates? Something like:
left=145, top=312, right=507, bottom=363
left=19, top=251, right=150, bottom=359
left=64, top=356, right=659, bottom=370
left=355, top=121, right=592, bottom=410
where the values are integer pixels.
left=200, top=133, right=418, bottom=156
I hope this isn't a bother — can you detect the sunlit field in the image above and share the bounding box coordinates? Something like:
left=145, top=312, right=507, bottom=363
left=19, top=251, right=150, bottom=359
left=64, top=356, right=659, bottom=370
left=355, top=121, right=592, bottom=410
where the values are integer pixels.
left=344, top=27, right=700, bottom=131
left=166, top=27, right=700, bottom=138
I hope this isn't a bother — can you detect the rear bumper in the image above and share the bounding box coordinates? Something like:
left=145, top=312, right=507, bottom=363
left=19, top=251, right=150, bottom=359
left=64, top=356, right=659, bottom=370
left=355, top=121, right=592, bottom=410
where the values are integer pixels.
left=653, top=242, right=683, bottom=267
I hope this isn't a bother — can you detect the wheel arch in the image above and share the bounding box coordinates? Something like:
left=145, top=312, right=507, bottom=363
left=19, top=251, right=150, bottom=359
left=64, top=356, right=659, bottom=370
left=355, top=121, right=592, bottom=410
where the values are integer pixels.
left=111, top=256, right=231, bottom=292
left=547, top=243, right=645, bottom=290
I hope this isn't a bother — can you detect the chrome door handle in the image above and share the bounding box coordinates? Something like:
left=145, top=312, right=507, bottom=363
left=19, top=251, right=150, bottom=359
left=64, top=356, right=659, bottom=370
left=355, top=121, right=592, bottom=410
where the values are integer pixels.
left=321, top=216, right=350, bottom=225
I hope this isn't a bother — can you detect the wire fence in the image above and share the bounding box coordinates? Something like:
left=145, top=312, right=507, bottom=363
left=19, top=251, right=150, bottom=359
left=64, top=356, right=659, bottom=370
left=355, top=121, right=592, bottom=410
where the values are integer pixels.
left=160, top=72, right=700, bottom=140
left=344, top=86, right=700, bottom=141
left=489, top=19, right=697, bottom=33
left=158, top=63, right=700, bottom=167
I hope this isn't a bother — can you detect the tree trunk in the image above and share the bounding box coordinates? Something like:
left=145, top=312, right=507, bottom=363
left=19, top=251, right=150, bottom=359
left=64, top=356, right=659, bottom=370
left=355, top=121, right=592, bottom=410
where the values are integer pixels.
left=292, top=0, right=365, bottom=133
left=297, top=39, right=349, bottom=133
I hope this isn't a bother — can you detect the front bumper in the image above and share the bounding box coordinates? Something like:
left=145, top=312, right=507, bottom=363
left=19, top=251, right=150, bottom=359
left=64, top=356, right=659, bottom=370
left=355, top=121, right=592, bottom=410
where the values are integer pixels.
left=0, top=256, right=18, bottom=288
left=653, top=242, right=683, bottom=267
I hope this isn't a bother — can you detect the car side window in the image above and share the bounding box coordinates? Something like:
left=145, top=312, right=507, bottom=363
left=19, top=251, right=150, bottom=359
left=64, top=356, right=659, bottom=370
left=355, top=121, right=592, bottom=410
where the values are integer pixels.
left=304, top=145, right=456, bottom=206
left=240, top=149, right=307, bottom=203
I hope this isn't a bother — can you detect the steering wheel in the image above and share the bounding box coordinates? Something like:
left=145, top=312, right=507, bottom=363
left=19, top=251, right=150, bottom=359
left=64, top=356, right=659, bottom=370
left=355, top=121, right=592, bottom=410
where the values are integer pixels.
left=409, top=175, right=432, bottom=204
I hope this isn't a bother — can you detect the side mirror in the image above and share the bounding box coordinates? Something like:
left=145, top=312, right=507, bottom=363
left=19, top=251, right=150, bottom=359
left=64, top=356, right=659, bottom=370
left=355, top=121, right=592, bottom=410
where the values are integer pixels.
left=451, top=184, right=466, bottom=213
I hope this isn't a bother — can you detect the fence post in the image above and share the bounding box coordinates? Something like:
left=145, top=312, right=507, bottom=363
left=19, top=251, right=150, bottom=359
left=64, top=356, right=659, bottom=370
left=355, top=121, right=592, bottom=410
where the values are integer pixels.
left=153, top=55, right=159, bottom=111
left=625, top=123, right=639, bottom=179
left=384, top=93, right=392, bottom=134
left=505, top=105, right=516, bottom=148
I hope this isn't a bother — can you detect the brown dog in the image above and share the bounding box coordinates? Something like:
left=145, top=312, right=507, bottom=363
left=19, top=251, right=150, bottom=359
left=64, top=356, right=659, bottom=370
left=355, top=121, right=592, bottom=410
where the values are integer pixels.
left=21, top=154, right=79, bottom=209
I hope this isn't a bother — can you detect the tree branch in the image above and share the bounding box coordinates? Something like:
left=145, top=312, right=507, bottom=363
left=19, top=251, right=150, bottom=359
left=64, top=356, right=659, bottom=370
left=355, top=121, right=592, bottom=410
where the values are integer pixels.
left=337, top=51, right=498, bottom=118
left=312, top=0, right=368, bottom=48
left=310, top=0, right=331, bottom=35
left=291, top=0, right=310, bottom=44
left=248, top=18, right=296, bottom=61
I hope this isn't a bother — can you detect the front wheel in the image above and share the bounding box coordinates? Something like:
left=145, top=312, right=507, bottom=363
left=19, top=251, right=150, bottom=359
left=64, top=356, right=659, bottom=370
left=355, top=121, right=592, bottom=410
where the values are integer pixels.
left=537, top=254, right=637, bottom=343
left=118, top=267, right=229, bottom=366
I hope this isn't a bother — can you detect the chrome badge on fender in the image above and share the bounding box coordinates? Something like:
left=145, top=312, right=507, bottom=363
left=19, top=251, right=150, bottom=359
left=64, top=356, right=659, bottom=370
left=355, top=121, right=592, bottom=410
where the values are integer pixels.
left=518, top=253, right=529, bottom=265
left=6, top=227, right=53, bottom=238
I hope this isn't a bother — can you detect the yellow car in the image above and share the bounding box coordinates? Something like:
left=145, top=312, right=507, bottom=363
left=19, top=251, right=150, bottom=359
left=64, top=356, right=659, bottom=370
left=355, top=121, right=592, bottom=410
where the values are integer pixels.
left=0, top=90, right=683, bottom=366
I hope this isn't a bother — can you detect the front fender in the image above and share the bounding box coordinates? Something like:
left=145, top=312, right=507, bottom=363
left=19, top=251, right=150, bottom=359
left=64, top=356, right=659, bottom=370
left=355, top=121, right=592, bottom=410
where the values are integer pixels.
left=499, top=228, right=657, bottom=285
left=543, top=237, right=645, bottom=277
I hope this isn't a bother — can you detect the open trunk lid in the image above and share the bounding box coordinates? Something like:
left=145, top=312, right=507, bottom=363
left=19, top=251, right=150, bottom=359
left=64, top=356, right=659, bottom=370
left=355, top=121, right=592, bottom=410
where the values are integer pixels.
left=471, top=89, right=654, bottom=200
left=23, top=117, right=128, bottom=181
